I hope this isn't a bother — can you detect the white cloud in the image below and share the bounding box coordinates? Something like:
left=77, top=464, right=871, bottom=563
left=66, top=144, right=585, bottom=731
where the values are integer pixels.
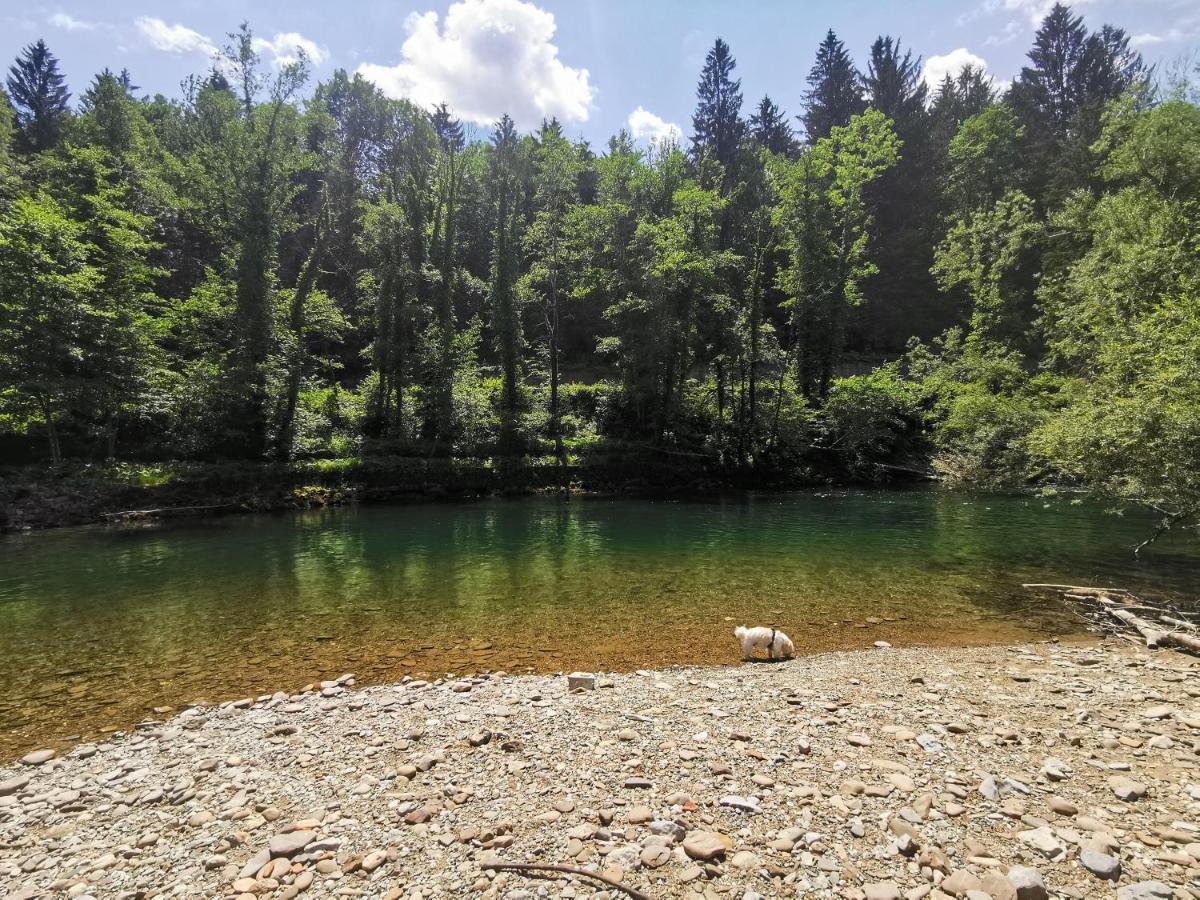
left=627, top=106, right=681, bottom=145
left=252, top=32, right=328, bottom=67
left=356, top=0, right=593, bottom=129
left=135, top=17, right=217, bottom=57
left=49, top=12, right=95, bottom=31
left=922, top=48, right=991, bottom=90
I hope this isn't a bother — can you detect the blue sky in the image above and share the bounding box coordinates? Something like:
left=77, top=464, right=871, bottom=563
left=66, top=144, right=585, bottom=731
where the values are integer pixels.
left=3, top=0, right=1196, bottom=146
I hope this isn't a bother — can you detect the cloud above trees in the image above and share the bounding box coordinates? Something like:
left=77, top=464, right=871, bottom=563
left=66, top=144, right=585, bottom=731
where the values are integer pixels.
left=356, top=0, right=593, bottom=129
left=627, top=106, right=681, bottom=145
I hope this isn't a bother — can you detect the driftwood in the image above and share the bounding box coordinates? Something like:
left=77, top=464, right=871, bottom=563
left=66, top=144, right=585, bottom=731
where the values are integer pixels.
left=481, top=862, right=652, bottom=900
left=1024, top=583, right=1200, bottom=654
left=101, top=503, right=236, bottom=522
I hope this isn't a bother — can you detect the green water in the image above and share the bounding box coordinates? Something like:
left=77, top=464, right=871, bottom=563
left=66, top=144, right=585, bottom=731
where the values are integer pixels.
left=0, top=488, right=1195, bottom=757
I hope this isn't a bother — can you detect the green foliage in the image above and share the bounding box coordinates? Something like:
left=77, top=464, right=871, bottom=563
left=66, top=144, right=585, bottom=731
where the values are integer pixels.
left=1, top=8, right=1196, bottom=541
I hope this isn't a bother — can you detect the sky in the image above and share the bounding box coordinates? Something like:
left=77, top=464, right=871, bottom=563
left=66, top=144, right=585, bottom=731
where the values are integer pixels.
left=2, top=0, right=1196, bottom=146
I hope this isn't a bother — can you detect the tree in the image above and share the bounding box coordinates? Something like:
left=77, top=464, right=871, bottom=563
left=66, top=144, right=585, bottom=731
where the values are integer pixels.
left=801, top=30, right=864, bottom=144
left=858, top=36, right=940, bottom=351
left=220, top=25, right=309, bottom=458
left=1030, top=99, right=1200, bottom=534
left=690, top=38, right=745, bottom=182
left=6, top=40, right=71, bottom=153
left=520, top=123, right=582, bottom=461
left=748, top=95, right=794, bottom=156
left=1009, top=3, right=1144, bottom=205
left=774, top=109, right=899, bottom=399
left=487, top=114, right=525, bottom=453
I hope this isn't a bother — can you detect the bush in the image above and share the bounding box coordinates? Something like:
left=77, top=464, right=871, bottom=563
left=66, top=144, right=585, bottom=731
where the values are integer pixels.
left=821, top=367, right=922, bottom=474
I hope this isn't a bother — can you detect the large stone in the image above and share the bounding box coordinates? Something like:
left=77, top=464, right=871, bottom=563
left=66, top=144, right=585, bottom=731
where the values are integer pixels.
left=980, top=872, right=1017, bottom=900
left=1080, top=848, right=1120, bottom=881
left=0, top=775, right=30, bottom=796
left=1007, top=866, right=1048, bottom=900
left=940, top=870, right=983, bottom=897
left=268, top=830, right=314, bottom=858
left=1117, top=883, right=1173, bottom=900
left=864, top=883, right=903, bottom=900
left=567, top=672, right=595, bottom=691
left=1108, top=776, right=1146, bottom=801
left=682, top=830, right=731, bottom=861
left=19, top=750, right=54, bottom=766
left=730, top=850, right=760, bottom=870
left=1016, top=826, right=1065, bottom=861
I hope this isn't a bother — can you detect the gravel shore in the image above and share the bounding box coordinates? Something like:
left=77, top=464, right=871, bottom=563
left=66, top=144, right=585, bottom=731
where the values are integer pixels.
left=2, top=641, right=1198, bottom=900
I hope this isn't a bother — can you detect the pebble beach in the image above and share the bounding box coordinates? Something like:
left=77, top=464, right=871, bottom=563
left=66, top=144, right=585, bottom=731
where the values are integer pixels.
left=2, top=641, right=1199, bottom=900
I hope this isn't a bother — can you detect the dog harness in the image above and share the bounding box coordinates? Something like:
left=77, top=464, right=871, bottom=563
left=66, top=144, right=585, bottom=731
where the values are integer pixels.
left=769, top=628, right=777, bottom=657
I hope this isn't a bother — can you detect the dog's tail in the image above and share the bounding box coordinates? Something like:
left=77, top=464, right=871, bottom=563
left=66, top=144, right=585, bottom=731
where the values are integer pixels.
left=734, top=626, right=747, bottom=641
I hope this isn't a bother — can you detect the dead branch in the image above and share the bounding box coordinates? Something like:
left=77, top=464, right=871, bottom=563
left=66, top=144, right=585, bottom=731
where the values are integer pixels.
left=481, top=862, right=653, bottom=900
left=1025, top=583, right=1199, bottom=655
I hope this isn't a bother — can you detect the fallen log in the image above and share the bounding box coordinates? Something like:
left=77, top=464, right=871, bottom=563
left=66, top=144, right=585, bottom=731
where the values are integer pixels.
left=101, top=503, right=236, bottom=522
left=1024, top=584, right=1200, bottom=655
left=481, top=862, right=652, bottom=900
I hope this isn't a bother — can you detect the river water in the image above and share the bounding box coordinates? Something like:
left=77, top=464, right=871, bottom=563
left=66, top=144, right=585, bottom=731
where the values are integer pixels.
left=0, top=488, right=1195, bottom=758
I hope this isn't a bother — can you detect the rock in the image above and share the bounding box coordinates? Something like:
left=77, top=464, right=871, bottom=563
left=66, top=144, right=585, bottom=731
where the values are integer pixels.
left=0, top=775, right=29, bottom=796
left=640, top=843, right=671, bottom=868
left=1016, top=825, right=1065, bottom=861
left=1006, top=866, right=1048, bottom=900
left=268, top=830, right=314, bottom=858
left=940, top=870, right=983, bottom=896
left=730, top=850, right=760, bottom=870
left=718, top=794, right=759, bottom=813
left=1040, top=757, right=1070, bottom=781
left=979, top=873, right=1017, bottom=900
left=1047, top=796, right=1077, bottom=816
left=606, top=845, right=641, bottom=871
left=567, top=672, right=595, bottom=691
left=865, top=884, right=903, bottom=900
left=361, top=850, right=387, bottom=872
left=1116, top=882, right=1173, bottom=900
left=874, top=641, right=892, bottom=649
left=623, top=777, right=652, bottom=789
left=1079, top=848, right=1120, bottom=881
left=627, top=805, right=653, bottom=824
left=1108, top=775, right=1146, bottom=801
left=19, top=750, right=54, bottom=766
left=682, top=831, right=731, bottom=861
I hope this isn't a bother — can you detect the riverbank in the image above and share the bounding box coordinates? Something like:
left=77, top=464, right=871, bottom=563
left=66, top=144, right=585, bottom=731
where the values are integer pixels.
left=0, top=456, right=840, bottom=532
left=2, top=642, right=1197, bottom=899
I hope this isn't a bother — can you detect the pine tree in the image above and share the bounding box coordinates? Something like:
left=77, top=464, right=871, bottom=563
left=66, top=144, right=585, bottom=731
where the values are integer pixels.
left=863, top=38, right=926, bottom=140
left=690, top=38, right=745, bottom=182
left=6, top=40, right=71, bottom=153
left=748, top=95, right=793, bottom=156
left=488, top=114, right=524, bottom=453
left=1009, top=3, right=1144, bottom=205
left=801, top=30, right=864, bottom=144
left=857, top=36, right=940, bottom=350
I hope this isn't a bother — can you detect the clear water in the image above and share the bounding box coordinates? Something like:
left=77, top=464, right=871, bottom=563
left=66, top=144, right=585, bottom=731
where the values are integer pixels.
left=0, top=488, right=1196, bottom=759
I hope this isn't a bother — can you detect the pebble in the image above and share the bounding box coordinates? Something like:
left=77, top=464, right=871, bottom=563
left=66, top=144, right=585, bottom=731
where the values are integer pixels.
left=1080, top=848, right=1120, bottom=881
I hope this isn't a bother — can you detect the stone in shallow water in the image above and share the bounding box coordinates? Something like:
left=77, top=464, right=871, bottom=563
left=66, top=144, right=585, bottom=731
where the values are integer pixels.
left=20, top=750, right=54, bottom=766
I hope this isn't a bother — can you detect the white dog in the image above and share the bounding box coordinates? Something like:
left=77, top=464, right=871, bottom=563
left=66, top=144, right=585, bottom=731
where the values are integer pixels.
left=735, top=625, right=795, bottom=661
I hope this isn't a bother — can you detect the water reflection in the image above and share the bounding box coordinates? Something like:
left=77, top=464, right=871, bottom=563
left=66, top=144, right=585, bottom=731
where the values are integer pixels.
left=0, top=488, right=1195, bottom=758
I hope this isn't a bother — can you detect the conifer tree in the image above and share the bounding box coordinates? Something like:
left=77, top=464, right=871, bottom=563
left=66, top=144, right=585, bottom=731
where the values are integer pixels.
left=801, top=30, right=864, bottom=143
left=748, top=95, right=794, bottom=156
left=6, top=40, right=71, bottom=153
left=690, top=38, right=745, bottom=182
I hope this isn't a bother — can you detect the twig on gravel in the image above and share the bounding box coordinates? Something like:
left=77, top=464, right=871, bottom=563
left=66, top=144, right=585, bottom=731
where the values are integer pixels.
left=482, top=862, right=653, bottom=900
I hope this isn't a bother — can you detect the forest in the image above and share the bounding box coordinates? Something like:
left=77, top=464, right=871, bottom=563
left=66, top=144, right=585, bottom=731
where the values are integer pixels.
left=0, top=3, right=1197, bottom=532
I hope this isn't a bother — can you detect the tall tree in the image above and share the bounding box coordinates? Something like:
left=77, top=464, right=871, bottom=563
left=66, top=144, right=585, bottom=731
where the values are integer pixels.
left=774, top=109, right=899, bottom=398
left=1009, top=3, right=1144, bottom=205
left=6, top=40, right=70, bottom=153
left=801, top=30, right=865, bottom=144
left=748, top=95, right=794, bottom=156
left=488, top=114, right=525, bottom=453
left=690, top=38, right=745, bottom=183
